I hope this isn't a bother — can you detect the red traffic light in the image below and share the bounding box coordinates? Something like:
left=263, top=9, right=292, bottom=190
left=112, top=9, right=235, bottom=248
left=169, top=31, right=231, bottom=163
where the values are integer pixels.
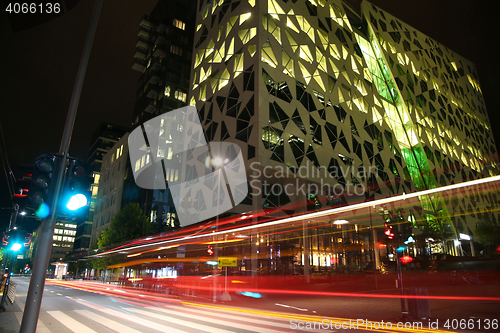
left=384, top=227, right=394, bottom=239
left=399, top=255, right=413, bottom=264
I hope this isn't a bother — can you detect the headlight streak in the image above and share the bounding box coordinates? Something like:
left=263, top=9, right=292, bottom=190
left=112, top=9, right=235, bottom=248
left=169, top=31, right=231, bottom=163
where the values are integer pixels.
left=163, top=280, right=500, bottom=301
left=179, top=301, right=451, bottom=333
left=67, top=296, right=172, bottom=331
left=95, top=175, right=500, bottom=257
left=47, top=280, right=180, bottom=305
left=48, top=280, right=489, bottom=333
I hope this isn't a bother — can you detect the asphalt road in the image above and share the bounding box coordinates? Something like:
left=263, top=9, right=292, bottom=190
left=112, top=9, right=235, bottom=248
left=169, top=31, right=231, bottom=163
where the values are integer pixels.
left=0, top=277, right=367, bottom=333
left=1, top=274, right=498, bottom=333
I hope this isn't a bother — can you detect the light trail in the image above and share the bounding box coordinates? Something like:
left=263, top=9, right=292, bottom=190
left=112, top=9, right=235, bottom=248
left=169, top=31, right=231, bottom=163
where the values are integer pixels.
left=96, top=175, right=500, bottom=256
left=48, top=280, right=461, bottom=333
left=49, top=279, right=500, bottom=302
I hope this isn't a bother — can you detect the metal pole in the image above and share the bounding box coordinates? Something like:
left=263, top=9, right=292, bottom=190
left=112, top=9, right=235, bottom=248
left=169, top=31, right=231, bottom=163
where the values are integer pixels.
left=0, top=250, right=15, bottom=311
left=20, top=2, right=103, bottom=332
left=303, top=221, right=310, bottom=283
left=213, top=167, right=221, bottom=302
left=396, top=219, right=407, bottom=320
left=369, top=205, right=378, bottom=290
left=0, top=204, right=19, bottom=312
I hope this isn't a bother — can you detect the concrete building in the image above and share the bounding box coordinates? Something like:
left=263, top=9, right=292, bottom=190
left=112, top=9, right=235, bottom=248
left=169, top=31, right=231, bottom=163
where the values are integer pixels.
left=73, top=123, right=129, bottom=251
left=91, top=133, right=130, bottom=245
left=186, top=0, right=499, bottom=258
left=126, top=0, right=197, bottom=232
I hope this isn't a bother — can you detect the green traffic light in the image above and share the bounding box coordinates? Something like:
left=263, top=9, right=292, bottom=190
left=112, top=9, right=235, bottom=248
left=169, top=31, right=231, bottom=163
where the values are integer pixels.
left=10, top=242, right=22, bottom=252
left=66, top=194, right=88, bottom=211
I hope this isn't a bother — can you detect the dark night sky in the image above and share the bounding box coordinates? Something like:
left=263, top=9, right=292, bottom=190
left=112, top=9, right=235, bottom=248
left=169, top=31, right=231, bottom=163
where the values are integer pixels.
left=1, top=0, right=499, bottom=233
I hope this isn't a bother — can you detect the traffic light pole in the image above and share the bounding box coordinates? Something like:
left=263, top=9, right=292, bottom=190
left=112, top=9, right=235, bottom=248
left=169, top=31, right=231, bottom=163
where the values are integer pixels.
left=0, top=250, right=15, bottom=312
left=20, top=1, right=103, bottom=332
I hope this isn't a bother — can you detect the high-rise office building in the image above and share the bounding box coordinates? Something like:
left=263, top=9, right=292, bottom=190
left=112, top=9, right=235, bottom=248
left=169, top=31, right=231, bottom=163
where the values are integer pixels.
left=132, top=0, right=197, bottom=125
left=91, top=133, right=130, bottom=245
left=188, top=0, right=498, bottom=252
left=73, top=122, right=128, bottom=250
left=127, top=0, right=197, bottom=232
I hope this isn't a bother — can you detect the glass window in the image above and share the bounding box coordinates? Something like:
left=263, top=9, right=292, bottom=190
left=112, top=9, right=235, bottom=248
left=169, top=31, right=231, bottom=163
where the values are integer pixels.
left=175, top=90, right=187, bottom=102
left=173, top=18, right=185, bottom=30
left=170, top=45, right=182, bottom=56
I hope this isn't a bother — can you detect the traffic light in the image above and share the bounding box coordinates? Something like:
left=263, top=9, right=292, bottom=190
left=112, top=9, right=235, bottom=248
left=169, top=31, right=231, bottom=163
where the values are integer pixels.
left=384, top=222, right=394, bottom=239
left=28, top=154, right=60, bottom=218
left=61, top=159, right=92, bottom=218
left=207, top=245, right=214, bottom=255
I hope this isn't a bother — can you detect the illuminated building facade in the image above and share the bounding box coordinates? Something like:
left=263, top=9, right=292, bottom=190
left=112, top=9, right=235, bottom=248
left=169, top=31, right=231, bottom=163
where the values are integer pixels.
left=127, top=0, right=197, bottom=232
left=91, top=133, right=130, bottom=245
left=50, top=218, right=77, bottom=262
left=74, top=122, right=129, bottom=251
left=188, top=0, right=499, bottom=260
left=132, top=0, right=197, bottom=126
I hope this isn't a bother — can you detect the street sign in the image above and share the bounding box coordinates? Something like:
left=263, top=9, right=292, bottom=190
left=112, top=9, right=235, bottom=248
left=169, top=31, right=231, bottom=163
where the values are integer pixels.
left=218, top=257, right=237, bottom=267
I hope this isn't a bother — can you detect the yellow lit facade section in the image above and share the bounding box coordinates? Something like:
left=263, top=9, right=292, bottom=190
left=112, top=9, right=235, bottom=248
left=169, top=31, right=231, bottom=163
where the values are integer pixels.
left=240, top=12, right=252, bottom=25
left=189, top=0, right=498, bottom=242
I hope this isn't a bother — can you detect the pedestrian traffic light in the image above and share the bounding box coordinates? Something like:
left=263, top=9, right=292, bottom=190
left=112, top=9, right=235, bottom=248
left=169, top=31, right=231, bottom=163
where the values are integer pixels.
left=61, top=159, right=92, bottom=218
left=28, top=154, right=60, bottom=218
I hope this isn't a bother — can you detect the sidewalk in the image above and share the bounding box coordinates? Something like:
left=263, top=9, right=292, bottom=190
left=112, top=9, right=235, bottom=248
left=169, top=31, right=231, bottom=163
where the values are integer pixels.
left=0, top=291, right=23, bottom=333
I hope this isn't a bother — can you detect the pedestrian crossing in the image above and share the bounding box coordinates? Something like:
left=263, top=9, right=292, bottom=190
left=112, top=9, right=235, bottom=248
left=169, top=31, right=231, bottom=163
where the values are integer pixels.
left=13, top=301, right=336, bottom=333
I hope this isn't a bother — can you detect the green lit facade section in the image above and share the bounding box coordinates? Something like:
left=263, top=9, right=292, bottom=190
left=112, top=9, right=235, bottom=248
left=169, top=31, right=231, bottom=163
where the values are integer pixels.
left=359, top=15, right=453, bottom=235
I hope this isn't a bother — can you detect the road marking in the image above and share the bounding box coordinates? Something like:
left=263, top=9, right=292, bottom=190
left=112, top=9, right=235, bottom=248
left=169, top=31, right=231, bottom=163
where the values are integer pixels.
left=14, top=311, right=51, bottom=333
left=57, top=293, right=62, bottom=296
left=135, top=307, right=284, bottom=333
left=132, top=307, right=234, bottom=333
left=47, top=311, right=98, bottom=333
left=156, top=305, right=294, bottom=331
left=275, top=303, right=308, bottom=311
left=75, top=310, right=143, bottom=333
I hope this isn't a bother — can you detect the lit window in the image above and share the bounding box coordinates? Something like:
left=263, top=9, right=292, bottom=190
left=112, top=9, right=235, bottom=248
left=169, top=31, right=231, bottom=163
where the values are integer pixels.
left=116, top=148, right=120, bottom=160
left=94, top=173, right=100, bottom=184
left=173, top=18, right=185, bottom=30
left=234, top=54, right=244, bottom=78
left=164, top=86, right=171, bottom=97
left=170, top=45, right=182, bottom=56
left=175, top=90, right=187, bottom=102
left=239, top=13, right=251, bottom=25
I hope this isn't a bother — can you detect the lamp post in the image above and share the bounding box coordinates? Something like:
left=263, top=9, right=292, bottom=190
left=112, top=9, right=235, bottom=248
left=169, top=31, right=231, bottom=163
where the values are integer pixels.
left=212, top=157, right=231, bottom=302
left=368, top=204, right=378, bottom=289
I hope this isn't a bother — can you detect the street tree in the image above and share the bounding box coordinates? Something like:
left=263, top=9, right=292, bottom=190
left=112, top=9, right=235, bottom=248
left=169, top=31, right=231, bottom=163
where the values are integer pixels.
left=97, top=202, right=151, bottom=248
